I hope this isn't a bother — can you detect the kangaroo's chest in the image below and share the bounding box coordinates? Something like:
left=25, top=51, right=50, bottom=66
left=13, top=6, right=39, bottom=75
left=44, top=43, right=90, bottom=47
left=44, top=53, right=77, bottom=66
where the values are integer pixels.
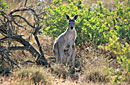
left=66, top=31, right=76, bottom=42
left=63, top=31, right=76, bottom=48
left=56, top=29, right=76, bottom=49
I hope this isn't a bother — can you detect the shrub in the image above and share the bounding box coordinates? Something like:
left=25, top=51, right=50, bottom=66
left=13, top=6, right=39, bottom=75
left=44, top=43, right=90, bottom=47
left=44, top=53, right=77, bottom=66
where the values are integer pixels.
left=104, top=36, right=130, bottom=84
left=42, top=0, right=130, bottom=46
left=42, top=0, right=130, bottom=84
left=0, top=0, right=8, bottom=10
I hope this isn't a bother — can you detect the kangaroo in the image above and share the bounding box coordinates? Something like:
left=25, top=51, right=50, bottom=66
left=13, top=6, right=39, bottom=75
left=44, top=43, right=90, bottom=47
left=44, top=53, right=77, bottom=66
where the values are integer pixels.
left=53, top=14, right=78, bottom=66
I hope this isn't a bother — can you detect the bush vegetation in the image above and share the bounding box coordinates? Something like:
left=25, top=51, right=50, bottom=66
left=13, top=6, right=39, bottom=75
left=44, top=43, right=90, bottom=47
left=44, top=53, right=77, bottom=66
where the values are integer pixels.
left=42, top=0, right=130, bottom=84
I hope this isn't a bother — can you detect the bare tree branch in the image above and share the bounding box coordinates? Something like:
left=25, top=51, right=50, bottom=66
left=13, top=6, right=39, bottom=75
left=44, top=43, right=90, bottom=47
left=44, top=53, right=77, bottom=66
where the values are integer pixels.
left=13, top=18, right=24, bottom=28
left=33, top=25, right=46, bottom=60
left=20, top=60, right=34, bottom=65
left=0, top=7, right=48, bottom=67
left=0, top=47, right=19, bottom=67
left=12, top=15, right=35, bottom=28
left=24, top=0, right=28, bottom=7
left=8, top=46, right=28, bottom=50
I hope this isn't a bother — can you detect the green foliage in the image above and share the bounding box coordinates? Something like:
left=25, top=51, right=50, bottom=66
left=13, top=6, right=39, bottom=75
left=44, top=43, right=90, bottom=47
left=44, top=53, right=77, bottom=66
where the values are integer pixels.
left=42, top=0, right=130, bottom=84
left=43, top=0, right=130, bottom=46
left=104, top=38, right=130, bottom=84
left=0, top=0, right=8, bottom=16
left=0, top=0, right=8, bottom=10
left=102, top=1, right=130, bottom=83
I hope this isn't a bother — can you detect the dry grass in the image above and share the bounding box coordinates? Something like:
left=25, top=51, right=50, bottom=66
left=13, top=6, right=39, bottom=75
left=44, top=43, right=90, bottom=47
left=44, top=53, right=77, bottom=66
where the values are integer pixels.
left=14, top=65, right=52, bottom=85
left=0, top=59, right=11, bottom=76
left=50, top=64, right=70, bottom=79
left=0, top=65, right=53, bottom=85
left=76, top=47, right=110, bottom=83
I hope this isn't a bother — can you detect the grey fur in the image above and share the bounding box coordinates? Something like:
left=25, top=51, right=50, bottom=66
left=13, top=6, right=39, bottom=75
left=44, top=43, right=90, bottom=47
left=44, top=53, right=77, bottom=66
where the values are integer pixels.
left=53, top=14, right=78, bottom=66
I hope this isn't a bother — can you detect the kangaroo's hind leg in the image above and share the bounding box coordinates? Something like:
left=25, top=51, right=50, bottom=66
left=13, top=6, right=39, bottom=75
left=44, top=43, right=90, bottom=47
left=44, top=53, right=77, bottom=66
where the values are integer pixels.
left=54, top=49, right=59, bottom=64
left=58, top=48, right=65, bottom=64
left=55, top=49, right=64, bottom=64
left=66, top=47, right=73, bottom=65
left=53, top=42, right=60, bottom=64
left=71, top=43, right=76, bottom=67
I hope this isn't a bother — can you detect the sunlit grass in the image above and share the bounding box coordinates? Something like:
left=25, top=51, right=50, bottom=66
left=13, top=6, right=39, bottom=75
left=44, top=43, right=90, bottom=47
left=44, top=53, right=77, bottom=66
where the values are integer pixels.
left=12, top=65, right=53, bottom=85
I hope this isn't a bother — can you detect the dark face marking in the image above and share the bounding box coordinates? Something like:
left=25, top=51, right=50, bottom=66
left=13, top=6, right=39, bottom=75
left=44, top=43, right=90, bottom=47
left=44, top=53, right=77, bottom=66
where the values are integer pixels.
left=68, top=19, right=75, bottom=30
left=65, top=14, right=78, bottom=30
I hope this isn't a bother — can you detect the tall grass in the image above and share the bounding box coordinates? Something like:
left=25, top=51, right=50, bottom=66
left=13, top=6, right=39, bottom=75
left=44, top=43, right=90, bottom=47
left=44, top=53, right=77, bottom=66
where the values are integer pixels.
left=12, top=65, right=53, bottom=85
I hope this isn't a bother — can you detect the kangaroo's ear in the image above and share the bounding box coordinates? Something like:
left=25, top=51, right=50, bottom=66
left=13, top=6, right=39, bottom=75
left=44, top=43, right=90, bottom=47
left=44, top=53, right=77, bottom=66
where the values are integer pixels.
left=65, top=14, right=71, bottom=20
left=73, top=15, right=78, bottom=20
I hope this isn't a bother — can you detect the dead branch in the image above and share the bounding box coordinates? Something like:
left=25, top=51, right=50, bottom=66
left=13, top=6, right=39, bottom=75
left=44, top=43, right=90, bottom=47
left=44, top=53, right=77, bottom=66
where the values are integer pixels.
left=0, top=47, right=19, bottom=68
left=0, top=7, right=48, bottom=68
left=8, top=46, right=28, bottom=50
left=24, top=0, right=28, bottom=7
left=12, top=15, right=35, bottom=28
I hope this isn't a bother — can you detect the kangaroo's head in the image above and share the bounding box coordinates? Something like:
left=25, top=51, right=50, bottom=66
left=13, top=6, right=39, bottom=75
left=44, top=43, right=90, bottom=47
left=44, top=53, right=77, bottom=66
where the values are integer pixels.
left=65, top=14, right=78, bottom=30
